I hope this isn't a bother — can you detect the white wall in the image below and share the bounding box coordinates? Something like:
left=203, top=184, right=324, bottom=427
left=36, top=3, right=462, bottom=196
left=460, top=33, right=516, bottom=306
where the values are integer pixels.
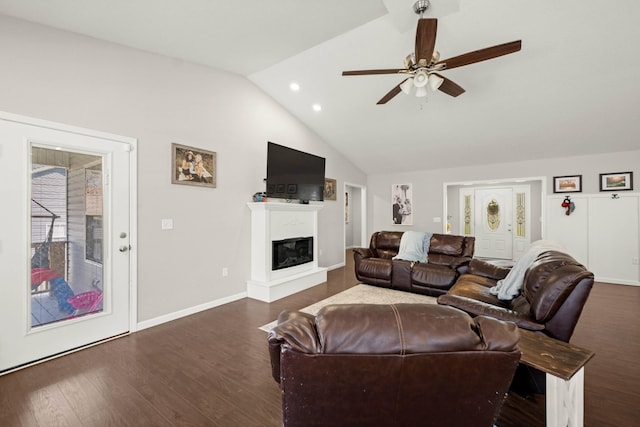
left=368, top=150, right=640, bottom=234
left=367, top=150, right=640, bottom=278
left=0, top=15, right=366, bottom=323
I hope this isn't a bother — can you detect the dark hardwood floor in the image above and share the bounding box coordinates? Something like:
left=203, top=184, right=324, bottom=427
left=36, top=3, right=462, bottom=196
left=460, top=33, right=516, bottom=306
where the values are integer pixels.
left=1, top=252, right=638, bottom=426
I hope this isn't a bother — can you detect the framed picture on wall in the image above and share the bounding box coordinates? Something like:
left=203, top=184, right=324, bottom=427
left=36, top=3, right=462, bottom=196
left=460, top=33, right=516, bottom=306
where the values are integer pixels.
left=324, top=178, right=337, bottom=201
left=553, top=175, right=582, bottom=193
left=171, top=143, right=216, bottom=188
left=599, top=171, right=633, bottom=191
left=392, top=183, right=413, bottom=225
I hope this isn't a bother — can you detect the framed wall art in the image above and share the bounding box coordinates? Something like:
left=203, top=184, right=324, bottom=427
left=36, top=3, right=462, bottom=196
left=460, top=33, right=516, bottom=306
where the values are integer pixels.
left=324, top=178, right=337, bottom=201
left=599, top=171, right=633, bottom=191
left=553, top=175, right=582, bottom=193
left=171, top=143, right=216, bottom=188
left=392, top=183, right=413, bottom=225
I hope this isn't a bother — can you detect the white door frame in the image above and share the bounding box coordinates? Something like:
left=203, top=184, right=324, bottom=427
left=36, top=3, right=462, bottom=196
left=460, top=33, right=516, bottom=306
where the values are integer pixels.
left=443, top=176, right=547, bottom=259
left=0, top=111, right=138, bottom=370
left=344, top=182, right=367, bottom=255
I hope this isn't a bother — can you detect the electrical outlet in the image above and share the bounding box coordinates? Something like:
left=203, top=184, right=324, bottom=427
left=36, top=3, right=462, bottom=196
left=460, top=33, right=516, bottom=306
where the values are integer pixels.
left=632, top=258, right=639, bottom=266
left=222, top=267, right=229, bottom=277
left=319, top=249, right=323, bottom=256
left=161, top=218, right=173, bottom=230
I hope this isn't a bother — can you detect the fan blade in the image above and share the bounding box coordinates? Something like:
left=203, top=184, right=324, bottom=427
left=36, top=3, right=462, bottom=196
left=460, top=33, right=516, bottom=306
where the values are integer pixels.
left=415, top=18, right=437, bottom=67
left=376, top=79, right=408, bottom=105
left=342, top=69, right=406, bottom=76
left=433, top=73, right=465, bottom=97
left=436, top=40, right=521, bottom=70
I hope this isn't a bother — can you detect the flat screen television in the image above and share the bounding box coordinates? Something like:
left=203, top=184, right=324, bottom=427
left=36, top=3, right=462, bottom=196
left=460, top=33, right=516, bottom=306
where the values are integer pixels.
left=266, top=142, right=326, bottom=202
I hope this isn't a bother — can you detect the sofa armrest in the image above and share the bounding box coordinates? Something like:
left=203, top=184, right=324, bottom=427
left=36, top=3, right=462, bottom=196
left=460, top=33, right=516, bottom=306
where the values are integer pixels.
left=467, top=259, right=511, bottom=281
left=267, top=310, right=320, bottom=383
left=437, top=294, right=545, bottom=332
left=353, top=247, right=373, bottom=259
left=450, top=256, right=473, bottom=271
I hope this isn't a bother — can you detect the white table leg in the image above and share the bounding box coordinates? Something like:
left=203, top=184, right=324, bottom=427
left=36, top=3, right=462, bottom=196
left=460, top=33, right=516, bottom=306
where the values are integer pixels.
left=546, top=367, right=584, bottom=427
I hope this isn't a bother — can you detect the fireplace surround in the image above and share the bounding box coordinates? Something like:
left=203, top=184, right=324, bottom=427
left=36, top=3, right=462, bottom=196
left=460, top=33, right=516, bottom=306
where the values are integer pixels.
left=247, top=202, right=327, bottom=302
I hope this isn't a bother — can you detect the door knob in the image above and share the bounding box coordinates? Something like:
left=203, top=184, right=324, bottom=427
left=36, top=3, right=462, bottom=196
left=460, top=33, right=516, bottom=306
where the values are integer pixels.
left=119, top=245, right=131, bottom=252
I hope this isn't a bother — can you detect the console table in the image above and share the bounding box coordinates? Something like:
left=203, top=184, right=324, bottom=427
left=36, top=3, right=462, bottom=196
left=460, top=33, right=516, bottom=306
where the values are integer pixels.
left=518, top=329, right=595, bottom=427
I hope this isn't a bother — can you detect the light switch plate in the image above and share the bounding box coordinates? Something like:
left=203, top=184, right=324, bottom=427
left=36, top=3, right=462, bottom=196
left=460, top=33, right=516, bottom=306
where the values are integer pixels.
left=161, top=219, right=173, bottom=230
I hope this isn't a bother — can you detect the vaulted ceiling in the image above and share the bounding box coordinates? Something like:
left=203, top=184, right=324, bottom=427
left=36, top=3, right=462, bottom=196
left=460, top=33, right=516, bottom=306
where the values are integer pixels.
left=1, top=0, right=639, bottom=174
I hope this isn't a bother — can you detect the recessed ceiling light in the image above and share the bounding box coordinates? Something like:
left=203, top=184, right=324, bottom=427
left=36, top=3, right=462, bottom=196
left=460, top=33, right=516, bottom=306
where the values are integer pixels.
left=289, top=82, right=300, bottom=91
left=312, top=104, right=322, bottom=112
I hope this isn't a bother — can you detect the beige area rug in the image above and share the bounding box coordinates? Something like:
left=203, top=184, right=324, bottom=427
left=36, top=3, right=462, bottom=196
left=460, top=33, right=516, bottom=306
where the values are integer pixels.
left=259, top=284, right=437, bottom=332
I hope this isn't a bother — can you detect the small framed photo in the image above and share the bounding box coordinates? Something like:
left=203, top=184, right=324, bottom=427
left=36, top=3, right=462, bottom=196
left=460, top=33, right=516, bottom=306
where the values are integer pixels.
left=553, top=175, right=582, bottom=193
left=599, top=171, right=633, bottom=191
left=171, top=143, right=216, bottom=188
left=324, top=178, right=337, bottom=201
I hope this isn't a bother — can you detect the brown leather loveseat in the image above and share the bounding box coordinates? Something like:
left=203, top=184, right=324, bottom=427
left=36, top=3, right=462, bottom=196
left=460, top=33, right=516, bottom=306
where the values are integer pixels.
left=268, top=303, right=521, bottom=427
left=353, top=231, right=475, bottom=296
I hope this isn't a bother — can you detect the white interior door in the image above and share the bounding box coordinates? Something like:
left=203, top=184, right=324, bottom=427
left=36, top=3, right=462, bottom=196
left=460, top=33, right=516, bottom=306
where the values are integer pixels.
left=0, top=113, right=134, bottom=373
left=474, top=188, right=513, bottom=259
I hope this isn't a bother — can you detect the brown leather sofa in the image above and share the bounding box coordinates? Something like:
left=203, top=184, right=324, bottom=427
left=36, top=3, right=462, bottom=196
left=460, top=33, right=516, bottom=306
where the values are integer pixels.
left=437, top=251, right=594, bottom=343
left=268, top=303, right=521, bottom=427
left=353, top=231, right=475, bottom=296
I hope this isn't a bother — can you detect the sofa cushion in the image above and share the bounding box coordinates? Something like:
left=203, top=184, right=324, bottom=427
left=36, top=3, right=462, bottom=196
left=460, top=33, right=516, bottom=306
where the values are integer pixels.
left=428, top=253, right=460, bottom=267
left=411, top=263, right=457, bottom=289
left=467, top=259, right=511, bottom=281
left=357, top=258, right=393, bottom=282
left=370, top=231, right=403, bottom=259
left=430, top=234, right=465, bottom=256
left=448, top=274, right=511, bottom=307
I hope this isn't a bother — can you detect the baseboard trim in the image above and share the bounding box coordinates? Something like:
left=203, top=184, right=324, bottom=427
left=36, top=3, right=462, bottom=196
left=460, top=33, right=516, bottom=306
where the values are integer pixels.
left=136, top=291, right=248, bottom=331
left=326, top=261, right=346, bottom=271
left=596, top=277, right=639, bottom=287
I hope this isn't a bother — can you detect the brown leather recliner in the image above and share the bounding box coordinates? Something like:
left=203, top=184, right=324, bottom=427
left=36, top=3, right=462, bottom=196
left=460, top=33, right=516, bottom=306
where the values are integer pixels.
left=438, top=251, right=594, bottom=394
left=437, top=251, right=594, bottom=342
left=353, top=231, right=475, bottom=296
left=268, top=304, right=521, bottom=427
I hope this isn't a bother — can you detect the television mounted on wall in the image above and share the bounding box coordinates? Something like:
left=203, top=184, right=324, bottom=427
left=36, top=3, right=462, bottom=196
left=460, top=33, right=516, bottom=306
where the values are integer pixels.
left=266, top=142, right=325, bottom=202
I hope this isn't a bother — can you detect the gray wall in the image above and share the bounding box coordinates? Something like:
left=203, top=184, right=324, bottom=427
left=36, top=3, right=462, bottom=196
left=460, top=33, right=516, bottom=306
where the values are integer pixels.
left=367, top=150, right=640, bottom=238
left=0, top=15, right=366, bottom=323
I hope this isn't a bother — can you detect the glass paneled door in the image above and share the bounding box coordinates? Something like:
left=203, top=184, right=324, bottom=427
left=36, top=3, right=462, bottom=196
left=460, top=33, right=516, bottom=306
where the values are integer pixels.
left=0, top=112, right=135, bottom=373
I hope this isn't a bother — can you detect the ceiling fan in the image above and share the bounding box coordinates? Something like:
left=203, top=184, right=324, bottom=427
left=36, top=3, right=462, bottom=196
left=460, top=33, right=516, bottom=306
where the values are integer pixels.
left=342, top=0, right=522, bottom=104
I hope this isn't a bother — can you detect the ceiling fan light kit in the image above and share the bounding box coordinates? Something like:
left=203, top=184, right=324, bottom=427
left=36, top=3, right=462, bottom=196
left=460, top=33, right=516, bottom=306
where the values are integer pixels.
left=428, top=73, right=444, bottom=91
left=400, top=78, right=414, bottom=95
left=415, top=86, right=428, bottom=98
left=341, top=0, right=522, bottom=104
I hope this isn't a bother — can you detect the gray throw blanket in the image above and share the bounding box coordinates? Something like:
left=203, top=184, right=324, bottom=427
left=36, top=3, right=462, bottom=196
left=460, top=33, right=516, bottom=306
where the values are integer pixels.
left=489, top=240, right=565, bottom=300
left=392, top=231, right=432, bottom=263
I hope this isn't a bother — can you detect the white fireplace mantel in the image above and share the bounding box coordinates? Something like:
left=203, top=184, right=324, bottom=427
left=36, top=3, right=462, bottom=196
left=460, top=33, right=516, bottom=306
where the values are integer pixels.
left=246, top=202, right=327, bottom=302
